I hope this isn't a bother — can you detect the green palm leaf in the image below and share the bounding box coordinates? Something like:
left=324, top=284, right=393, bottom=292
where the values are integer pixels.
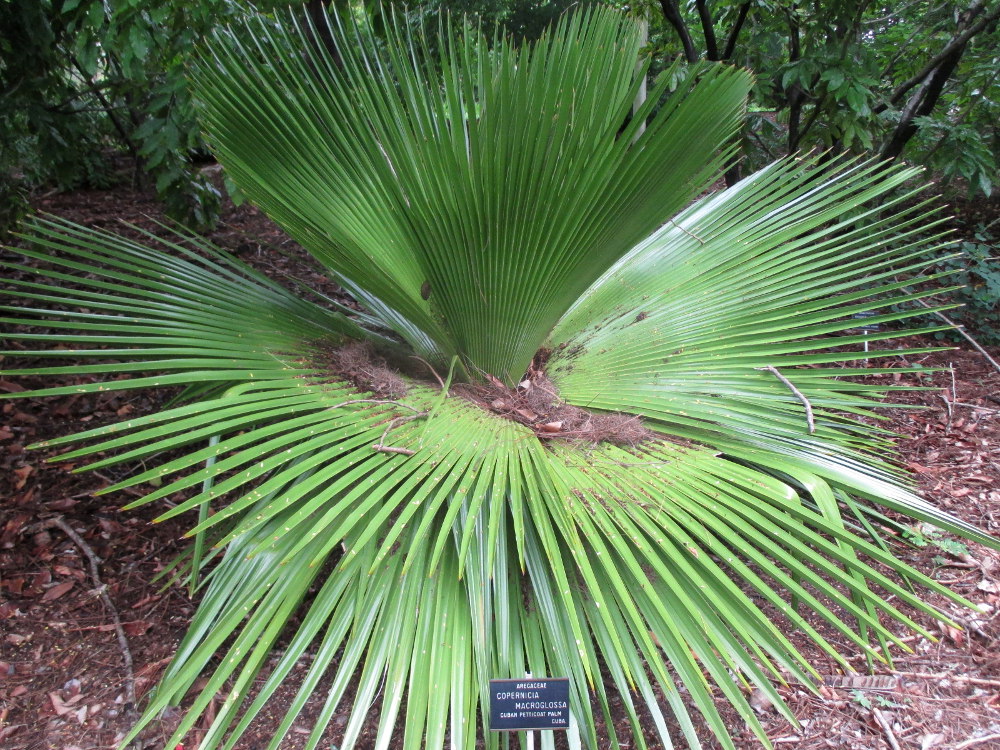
left=2, top=6, right=995, bottom=750
left=193, top=8, right=748, bottom=381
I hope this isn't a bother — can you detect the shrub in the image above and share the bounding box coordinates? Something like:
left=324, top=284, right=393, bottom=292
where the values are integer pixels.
left=3, top=7, right=995, bottom=750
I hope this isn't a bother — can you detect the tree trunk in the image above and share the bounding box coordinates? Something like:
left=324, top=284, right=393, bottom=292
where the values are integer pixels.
left=785, top=7, right=803, bottom=154
left=879, top=0, right=998, bottom=160
left=658, top=0, right=699, bottom=62
left=879, top=44, right=965, bottom=160
left=721, top=3, right=752, bottom=61
left=304, top=0, right=342, bottom=68
left=696, top=0, right=719, bottom=60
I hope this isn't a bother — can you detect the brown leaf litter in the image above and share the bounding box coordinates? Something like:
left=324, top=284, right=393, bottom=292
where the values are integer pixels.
left=313, top=342, right=655, bottom=447
left=318, top=340, right=408, bottom=399
left=454, top=370, right=654, bottom=446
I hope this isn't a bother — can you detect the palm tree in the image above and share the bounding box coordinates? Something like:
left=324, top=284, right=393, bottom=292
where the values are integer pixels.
left=3, top=6, right=995, bottom=750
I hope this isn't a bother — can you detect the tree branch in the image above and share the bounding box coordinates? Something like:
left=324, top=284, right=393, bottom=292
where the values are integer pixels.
left=797, top=92, right=828, bottom=145
left=658, top=0, right=699, bottom=62
left=877, top=6, right=949, bottom=80
left=31, top=517, right=138, bottom=715
left=695, top=0, right=719, bottom=60
left=876, top=0, right=999, bottom=112
left=785, top=7, right=804, bottom=153
left=304, top=0, right=343, bottom=68
left=922, top=66, right=1000, bottom=161
left=756, top=366, right=816, bottom=433
left=721, top=2, right=752, bottom=61
left=69, top=55, right=139, bottom=165
left=880, top=39, right=965, bottom=160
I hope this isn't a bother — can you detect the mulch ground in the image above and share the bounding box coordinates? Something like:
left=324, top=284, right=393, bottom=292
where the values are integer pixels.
left=2, top=179, right=999, bottom=750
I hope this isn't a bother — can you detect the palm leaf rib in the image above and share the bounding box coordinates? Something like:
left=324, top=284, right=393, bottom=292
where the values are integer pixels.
left=3, top=6, right=996, bottom=750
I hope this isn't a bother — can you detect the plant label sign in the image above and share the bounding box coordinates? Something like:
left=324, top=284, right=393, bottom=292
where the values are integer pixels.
left=488, top=677, right=570, bottom=731
left=852, top=311, right=880, bottom=332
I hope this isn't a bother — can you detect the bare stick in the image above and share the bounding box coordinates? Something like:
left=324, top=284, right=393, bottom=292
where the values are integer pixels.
left=31, top=516, right=137, bottom=713
left=955, top=734, right=1000, bottom=750
left=871, top=707, right=902, bottom=750
left=372, top=445, right=416, bottom=456
left=756, top=365, right=815, bottom=433
left=410, top=356, right=445, bottom=389
left=914, top=297, right=1000, bottom=374
left=894, top=670, right=1000, bottom=688
left=372, top=412, right=427, bottom=455
left=948, top=401, right=1000, bottom=413
left=668, top=218, right=706, bottom=244
left=937, top=394, right=953, bottom=428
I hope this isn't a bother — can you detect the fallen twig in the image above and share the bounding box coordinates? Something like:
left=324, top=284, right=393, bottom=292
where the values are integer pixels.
left=955, top=734, right=1000, bottom=750
left=871, top=706, right=901, bottom=750
left=372, top=411, right=427, bottom=455
left=410, top=356, right=446, bottom=389
left=668, top=217, right=706, bottom=244
left=914, top=297, right=1000, bottom=374
left=756, top=365, right=816, bottom=433
left=894, top=670, right=1000, bottom=688
left=947, top=401, right=1000, bottom=413
left=372, top=444, right=417, bottom=456
left=30, top=516, right=137, bottom=714
left=938, top=393, right=954, bottom=428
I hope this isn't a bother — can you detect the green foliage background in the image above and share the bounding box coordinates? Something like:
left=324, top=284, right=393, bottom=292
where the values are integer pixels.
left=0, top=0, right=252, bottom=228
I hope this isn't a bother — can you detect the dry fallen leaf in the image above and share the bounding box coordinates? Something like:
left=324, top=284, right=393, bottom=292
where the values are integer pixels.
left=129, top=594, right=161, bottom=609
left=49, top=691, right=72, bottom=716
left=12, top=465, right=33, bottom=490
left=940, top=623, right=964, bottom=645
left=41, top=581, right=75, bottom=602
left=123, top=620, right=152, bottom=636
left=749, top=688, right=775, bottom=713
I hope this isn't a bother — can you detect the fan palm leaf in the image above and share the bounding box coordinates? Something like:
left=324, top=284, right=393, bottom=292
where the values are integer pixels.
left=2, top=6, right=995, bottom=750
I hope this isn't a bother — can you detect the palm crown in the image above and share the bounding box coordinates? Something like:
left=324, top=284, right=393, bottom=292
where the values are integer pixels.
left=3, top=6, right=996, bottom=750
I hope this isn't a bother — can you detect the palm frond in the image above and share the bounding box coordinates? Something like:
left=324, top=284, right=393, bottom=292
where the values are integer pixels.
left=192, top=7, right=749, bottom=381
left=3, top=6, right=996, bottom=750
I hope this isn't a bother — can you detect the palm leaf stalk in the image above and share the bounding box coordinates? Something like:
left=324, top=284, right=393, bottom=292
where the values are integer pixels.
left=2, top=7, right=995, bottom=750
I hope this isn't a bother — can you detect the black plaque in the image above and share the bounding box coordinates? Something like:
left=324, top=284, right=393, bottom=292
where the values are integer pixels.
left=852, top=311, right=880, bottom=332
left=489, top=677, right=570, bottom=731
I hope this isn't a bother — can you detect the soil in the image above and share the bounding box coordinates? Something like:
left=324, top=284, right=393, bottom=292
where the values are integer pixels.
left=2, top=178, right=1000, bottom=750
